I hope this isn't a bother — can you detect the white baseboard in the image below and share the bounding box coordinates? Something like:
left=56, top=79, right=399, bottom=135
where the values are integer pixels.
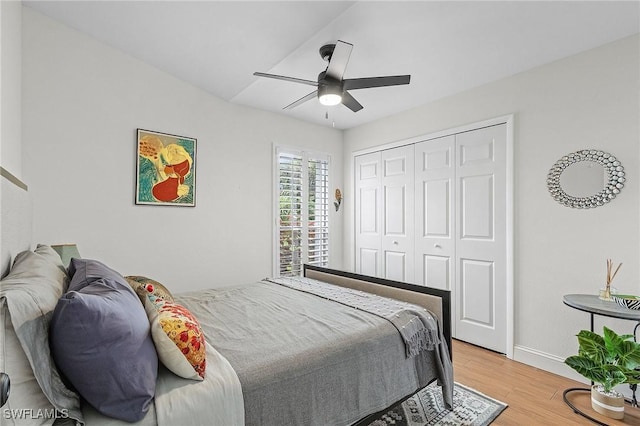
left=513, top=344, right=587, bottom=384
left=513, top=344, right=639, bottom=399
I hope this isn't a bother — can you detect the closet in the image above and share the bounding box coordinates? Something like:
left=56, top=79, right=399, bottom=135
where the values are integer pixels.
left=355, top=123, right=509, bottom=353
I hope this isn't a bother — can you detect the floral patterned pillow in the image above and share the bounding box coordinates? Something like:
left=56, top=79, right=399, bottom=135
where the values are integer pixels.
left=143, top=293, right=206, bottom=380
left=126, top=276, right=174, bottom=303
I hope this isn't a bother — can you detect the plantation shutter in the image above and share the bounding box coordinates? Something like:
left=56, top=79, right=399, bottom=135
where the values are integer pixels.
left=307, top=157, right=329, bottom=267
left=277, top=152, right=304, bottom=276
left=276, top=148, right=330, bottom=277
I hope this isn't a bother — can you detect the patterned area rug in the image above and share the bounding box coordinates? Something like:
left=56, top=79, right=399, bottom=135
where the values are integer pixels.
left=358, top=382, right=508, bottom=426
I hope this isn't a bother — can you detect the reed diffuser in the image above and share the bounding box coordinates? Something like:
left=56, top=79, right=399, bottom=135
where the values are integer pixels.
left=600, top=259, right=622, bottom=301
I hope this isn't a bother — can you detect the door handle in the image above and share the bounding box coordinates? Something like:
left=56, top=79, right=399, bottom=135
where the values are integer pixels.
left=434, top=244, right=441, bottom=248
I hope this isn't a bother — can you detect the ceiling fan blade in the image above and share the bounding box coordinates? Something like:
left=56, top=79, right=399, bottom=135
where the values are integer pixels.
left=325, top=40, right=353, bottom=81
left=283, top=90, right=318, bottom=110
left=341, top=91, right=363, bottom=112
left=343, top=75, right=411, bottom=91
left=253, top=72, right=318, bottom=87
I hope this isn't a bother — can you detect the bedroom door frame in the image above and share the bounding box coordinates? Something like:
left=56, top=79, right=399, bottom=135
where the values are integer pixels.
left=352, top=114, right=514, bottom=359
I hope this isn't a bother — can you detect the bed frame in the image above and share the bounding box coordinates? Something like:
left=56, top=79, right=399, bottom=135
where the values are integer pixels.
left=303, top=264, right=452, bottom=356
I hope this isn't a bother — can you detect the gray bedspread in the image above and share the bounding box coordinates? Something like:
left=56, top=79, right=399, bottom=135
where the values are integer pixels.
left=176, top=279, right=453, bottom=426
left=266, top=276, right=441, bottom=356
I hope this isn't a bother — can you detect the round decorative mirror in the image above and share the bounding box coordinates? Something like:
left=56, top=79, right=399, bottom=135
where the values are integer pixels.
left=547, top=149, right=625, bottom=208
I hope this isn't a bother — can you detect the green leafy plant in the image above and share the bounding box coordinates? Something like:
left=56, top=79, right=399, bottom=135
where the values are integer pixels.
left=565, top=326, right=640, bottom=393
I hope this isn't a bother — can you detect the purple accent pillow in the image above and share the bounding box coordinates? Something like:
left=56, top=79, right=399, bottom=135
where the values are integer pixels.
left=50, top=259, right=158, bottom=422
left=67, top=257, right=125, bottom=291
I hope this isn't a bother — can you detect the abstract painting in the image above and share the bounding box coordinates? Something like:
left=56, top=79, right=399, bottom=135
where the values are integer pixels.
left=136, top=129, right=196, bottom=206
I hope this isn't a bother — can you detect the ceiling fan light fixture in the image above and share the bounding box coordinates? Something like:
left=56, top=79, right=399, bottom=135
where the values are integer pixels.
left=319, top=93, right=342, bottom=106
left=318, top=85, right=342, bottom=106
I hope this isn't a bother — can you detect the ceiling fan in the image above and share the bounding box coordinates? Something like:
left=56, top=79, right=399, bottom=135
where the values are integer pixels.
left=253, top=40, right=411, bottom=112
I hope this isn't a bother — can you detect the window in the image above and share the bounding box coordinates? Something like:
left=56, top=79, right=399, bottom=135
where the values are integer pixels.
left=275, top=147, right=330, bottom=276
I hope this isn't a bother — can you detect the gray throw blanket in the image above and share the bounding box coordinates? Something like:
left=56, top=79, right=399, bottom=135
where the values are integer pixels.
left=266, top=276, right=440, bottom=357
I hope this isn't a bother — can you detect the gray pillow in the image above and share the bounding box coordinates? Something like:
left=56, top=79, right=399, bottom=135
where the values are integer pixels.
left=0, top=245, right=83, bottom=425
left=50, top=258, right=159, bottom=423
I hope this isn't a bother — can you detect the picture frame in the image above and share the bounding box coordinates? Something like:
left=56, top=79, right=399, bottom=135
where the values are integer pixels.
left=135, top=129, right=196, bottom=207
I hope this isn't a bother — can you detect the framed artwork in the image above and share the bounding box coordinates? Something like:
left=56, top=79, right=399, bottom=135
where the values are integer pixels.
left=136, top=129, right=196, bottom=206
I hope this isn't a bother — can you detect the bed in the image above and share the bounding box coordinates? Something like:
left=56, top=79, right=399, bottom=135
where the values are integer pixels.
left=0, top=245, right=453, bottom=426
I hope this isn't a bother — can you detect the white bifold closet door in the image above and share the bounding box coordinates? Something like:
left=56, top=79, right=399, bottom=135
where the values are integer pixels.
left=381, top=146, right=415, bottom=282
left=355, top=145, right=414, bottom=282
left=414, top=135, right=455, bottom=291
left=356, top=123, right=507, bottom=354
left=453, top=125, right=506, bottom=353
left=355, top=152, right=383, bottom=277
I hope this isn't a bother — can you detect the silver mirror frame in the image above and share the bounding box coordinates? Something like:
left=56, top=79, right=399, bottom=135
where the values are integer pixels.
left=547, top=149, right=625, bottom=209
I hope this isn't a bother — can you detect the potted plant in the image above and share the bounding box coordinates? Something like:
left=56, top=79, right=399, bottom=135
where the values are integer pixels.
left=565, top=326, right=640, bottom=419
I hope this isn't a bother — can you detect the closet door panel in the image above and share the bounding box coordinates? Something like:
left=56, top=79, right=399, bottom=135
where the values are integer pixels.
left=359, top=187, right=379, bottom=234
left=415, top=136, right=455, bottom=289
left=358, top=248, right=378, bottom=277
left=460, top=259, right=494, bottom=325
left=355, top=152, right=382, bottom=277
left=422, top=254, right=450, bottom=291
left=384, top=185, right=407, bottom=235
left=455, top=124, right=507, bottom=353
left=460, top=174, right=494, bottom=239
left=381, top=145, right=414, bottom=283
left=385, top=251, right=408, bottom=281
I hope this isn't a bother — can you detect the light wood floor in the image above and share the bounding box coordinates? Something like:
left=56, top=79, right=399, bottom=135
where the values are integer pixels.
left=452, top=339, right=640, bottom=425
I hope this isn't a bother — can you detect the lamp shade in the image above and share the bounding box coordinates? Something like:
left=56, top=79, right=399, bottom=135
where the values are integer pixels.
left=51, top=244, right=81, bottom=268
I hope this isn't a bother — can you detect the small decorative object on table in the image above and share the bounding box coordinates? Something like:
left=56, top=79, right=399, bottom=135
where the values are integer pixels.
left=613, top=294, right=640, bottom=310
left=599, top=258, right=622, bottom=301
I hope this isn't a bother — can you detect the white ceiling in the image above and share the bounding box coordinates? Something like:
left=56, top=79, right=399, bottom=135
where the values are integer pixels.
left=24, top=1, right=640, bottom=130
